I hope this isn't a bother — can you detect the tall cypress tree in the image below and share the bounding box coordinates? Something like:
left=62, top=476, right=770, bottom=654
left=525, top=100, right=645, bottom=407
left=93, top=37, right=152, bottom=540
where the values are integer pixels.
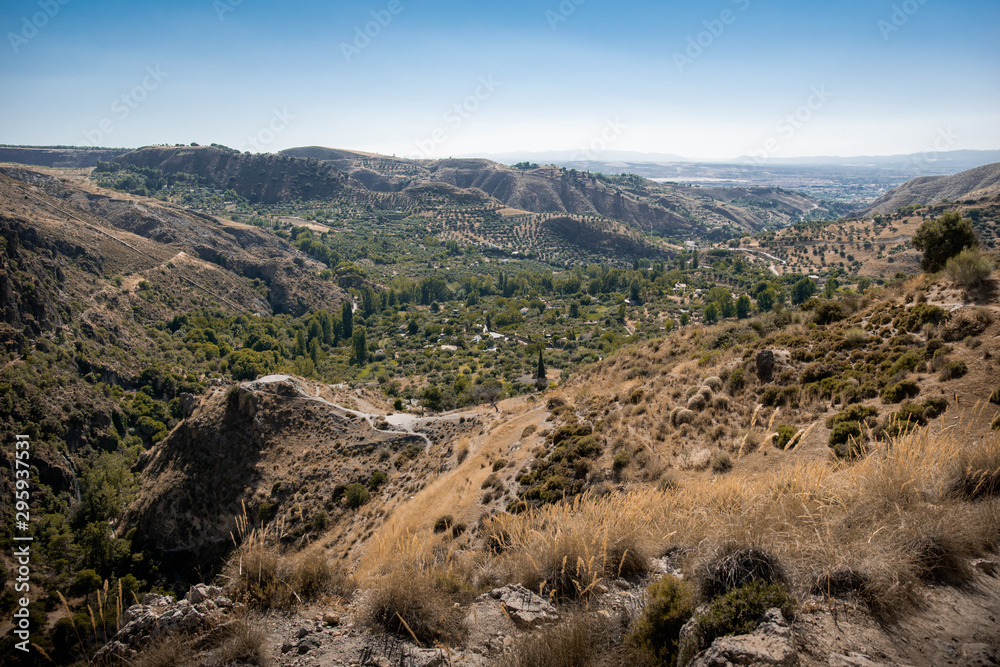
left=536, top=348, right=546, bottom=380
left=341, top=300, right=353, bottom=339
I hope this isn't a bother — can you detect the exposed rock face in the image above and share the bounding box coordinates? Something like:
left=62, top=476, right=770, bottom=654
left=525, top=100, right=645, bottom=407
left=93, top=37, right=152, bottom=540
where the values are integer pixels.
left=93, top=585, right=240, bottom=664
left=684, top=608, right=798, bottom=667
left=486, top=585, right=560, bottom=628
left=755, top=350, right=775, bottom=383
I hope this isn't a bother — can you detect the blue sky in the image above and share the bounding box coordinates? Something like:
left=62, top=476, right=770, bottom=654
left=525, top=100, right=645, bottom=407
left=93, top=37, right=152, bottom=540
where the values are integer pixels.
left=1, top=0, right=997, bottom=159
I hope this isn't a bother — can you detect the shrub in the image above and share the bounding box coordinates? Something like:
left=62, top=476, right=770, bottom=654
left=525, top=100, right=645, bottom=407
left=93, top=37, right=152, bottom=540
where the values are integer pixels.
left=938, top=361, right=967, bottom=381
left=698, top=545, right=787, bottom=600
left=945, top=248, right=993, bottom=289
left=922, top=396, right=948, bottom=419
left=451, top=522, right=467, bottom=538
left=368, top=469, right=388, bottom=491
left=257, top=502, right=277, bottom=524
left=457, top=443, right=469, bottom=463
left=710, top=452, right=732, bottom=473
left=627, top=575, right=696, bottom=666
left=881, top=379, right=920, bottom=404
left=510, top=613, right=618, bottom=667
left=613, top=450, right=631, bottom=474
left=726, top=367, right=746, bottom=394
left=344, top=483, right=369, bottom=509
left=657, top=472, right=679, bottom=492
left=493, top=458, right=508, bottom=472
left=912, top=210, right=979, bottom=272
left=883, top=404, right=927, bottom=438
left=678, top=582, right=797, bottom=666
left=773, top=425, right=796, bottom=450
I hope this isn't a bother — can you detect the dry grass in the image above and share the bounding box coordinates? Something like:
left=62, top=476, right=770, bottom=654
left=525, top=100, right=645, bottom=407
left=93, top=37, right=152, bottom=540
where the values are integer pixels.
left=506, top=612, right=626, bottom=667
left=221, top=505, right=353, bottom=610
left=130, top=613, right=270, bottom=667
left=356, top=528, right=475, bottom=645
left=484, top=419, right=1000, bottom=621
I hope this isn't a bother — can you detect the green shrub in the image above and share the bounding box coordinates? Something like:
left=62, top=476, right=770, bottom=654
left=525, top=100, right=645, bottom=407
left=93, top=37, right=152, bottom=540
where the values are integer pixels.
left=938, top=361, right=967, bottom=381
left=678, top=582, right=797, bottom=666
left=945, top=248, right=993, bottom=289
left=344, top=483, right=369, bottom=509
left=774, top=425, right=796, bottom=450
left=257, top=501, right=277, bottom=524
left=881, top=379, right=920, bottom=404
left=827, top=404, right=879, bottom=457
left=922, top=396, right=948, bottom=419
left=368, top=469, right=388, bottom=490
left=492, top=458, right=508, bottom=472
left=433, top=515, right=453, bottom=533
left=627, top=575, right=696, bottom=666
left=613, top=451, right=631, bottom=473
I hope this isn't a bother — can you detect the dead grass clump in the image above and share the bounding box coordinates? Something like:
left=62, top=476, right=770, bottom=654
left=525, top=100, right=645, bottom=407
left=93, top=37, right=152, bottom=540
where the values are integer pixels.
left=947, top=433, right=1000, bottom=500
left=358, top=532, right=471, bottom=645
left=686, top=392, right=707, bottom=412
left=131, top=613, right=270, bottom=667
left=671, top=407, right=695, bottom=426
left=507, top=612, right=623, bottom=667
left=697, top=544, right=787, bottom=601
left=490, top=492, right=666, bottom=600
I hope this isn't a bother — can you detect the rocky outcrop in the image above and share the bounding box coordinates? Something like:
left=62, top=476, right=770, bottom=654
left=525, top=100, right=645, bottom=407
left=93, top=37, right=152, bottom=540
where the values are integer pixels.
left=683, top=608, right=798, bottom=667
left=486, top=585, right=560, bottom=628
left=93, top=585, right=241, bottom=664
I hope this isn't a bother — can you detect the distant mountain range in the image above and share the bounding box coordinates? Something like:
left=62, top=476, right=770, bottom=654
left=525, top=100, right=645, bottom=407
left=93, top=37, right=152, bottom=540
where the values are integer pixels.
left=473, top=149, right=1000, bottom=174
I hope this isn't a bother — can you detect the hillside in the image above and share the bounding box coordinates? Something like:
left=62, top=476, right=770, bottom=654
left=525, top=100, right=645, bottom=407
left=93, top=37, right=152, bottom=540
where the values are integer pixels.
left=283, top=145, right=849, bottom=235
left=862, top=162, right=1000, bottom=216
left=99, top=268, right=1000, bottom=666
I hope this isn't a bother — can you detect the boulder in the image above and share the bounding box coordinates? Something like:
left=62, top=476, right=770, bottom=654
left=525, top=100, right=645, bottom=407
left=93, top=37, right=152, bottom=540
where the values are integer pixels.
left=487, top=584, right=559, bottom=628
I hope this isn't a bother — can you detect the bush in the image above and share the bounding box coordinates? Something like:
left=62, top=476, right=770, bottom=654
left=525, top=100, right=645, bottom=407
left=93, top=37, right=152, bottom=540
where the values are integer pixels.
left=368, top=469, right=388, bottom=491
left=938, top=361, right=967, bottom=381
left=613, top=451, right=631, bottom=473
left=881, top=379, right=921, bottom=404
left=343, top=483, right=369, bottom=509
left=923, top=396, right=948, bottom=419
left=698, top=545, right=787, bottom=600
left=434, top=515, right=454, bottom=533
left=679, top=581, right=797, bottom=666
left=773, top=425, right=796, bottom=450
left=627, top=575, right=696, bottom=666
left=827, top=404, right=879, bottom=456
left=946, top=249, right=993, bottom=289
left=912, top=211, right=979, bottom=272
left=710, top=452, right=732, bottom=473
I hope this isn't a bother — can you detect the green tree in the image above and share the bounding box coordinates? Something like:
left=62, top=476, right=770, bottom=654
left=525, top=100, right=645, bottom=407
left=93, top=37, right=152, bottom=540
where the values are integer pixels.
left=736, top=295, right=751, bottom=319
left=352, top=326, right=367, bottom=365
left=823, top=277, right=839, bottom=299
left=791, top=277, right=817, bottom=305
left=704, top=302, right=719, bottom=323
left=912, top=211, right=979, bottom=272
left=536, top=348, right=546, bottom=380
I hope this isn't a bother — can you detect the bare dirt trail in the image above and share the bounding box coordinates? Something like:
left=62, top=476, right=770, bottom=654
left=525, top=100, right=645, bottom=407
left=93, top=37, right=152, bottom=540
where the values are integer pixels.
left=369, top=399, right=551, bottom=539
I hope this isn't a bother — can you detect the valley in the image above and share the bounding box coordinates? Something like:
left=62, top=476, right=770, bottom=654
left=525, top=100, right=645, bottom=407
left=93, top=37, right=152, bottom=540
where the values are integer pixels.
left=0, top=145, right=999, bottom=666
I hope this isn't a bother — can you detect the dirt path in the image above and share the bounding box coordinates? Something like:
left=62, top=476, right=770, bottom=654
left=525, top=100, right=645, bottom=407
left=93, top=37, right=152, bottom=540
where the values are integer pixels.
left=370, top=400, right=551, bottom=539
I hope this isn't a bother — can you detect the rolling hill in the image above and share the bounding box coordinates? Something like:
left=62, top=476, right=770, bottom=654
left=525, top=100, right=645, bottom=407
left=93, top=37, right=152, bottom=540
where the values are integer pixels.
left=862, top=162, right=1000, bottom=216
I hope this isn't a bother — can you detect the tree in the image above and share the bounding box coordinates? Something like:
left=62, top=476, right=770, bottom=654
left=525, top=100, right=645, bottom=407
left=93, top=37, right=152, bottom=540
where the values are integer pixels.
left=823, top=277, right=839, bottom=299
left=704, top=302, right=719, bottom=323
left=912, top=211, right=979, bottom=272
left=536, top=348, right=546, bottom=380
left=352, top=326, right=367, bottom=365
left=791, top=278, right=817, bottom=305
left=736, top=295, right=751, bottom=319
left=341, top=300, right=354, bottom=339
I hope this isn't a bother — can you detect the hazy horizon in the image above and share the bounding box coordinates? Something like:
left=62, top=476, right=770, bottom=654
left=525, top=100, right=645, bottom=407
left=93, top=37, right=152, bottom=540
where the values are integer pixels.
left=2, top=0, right=998, bottom=161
